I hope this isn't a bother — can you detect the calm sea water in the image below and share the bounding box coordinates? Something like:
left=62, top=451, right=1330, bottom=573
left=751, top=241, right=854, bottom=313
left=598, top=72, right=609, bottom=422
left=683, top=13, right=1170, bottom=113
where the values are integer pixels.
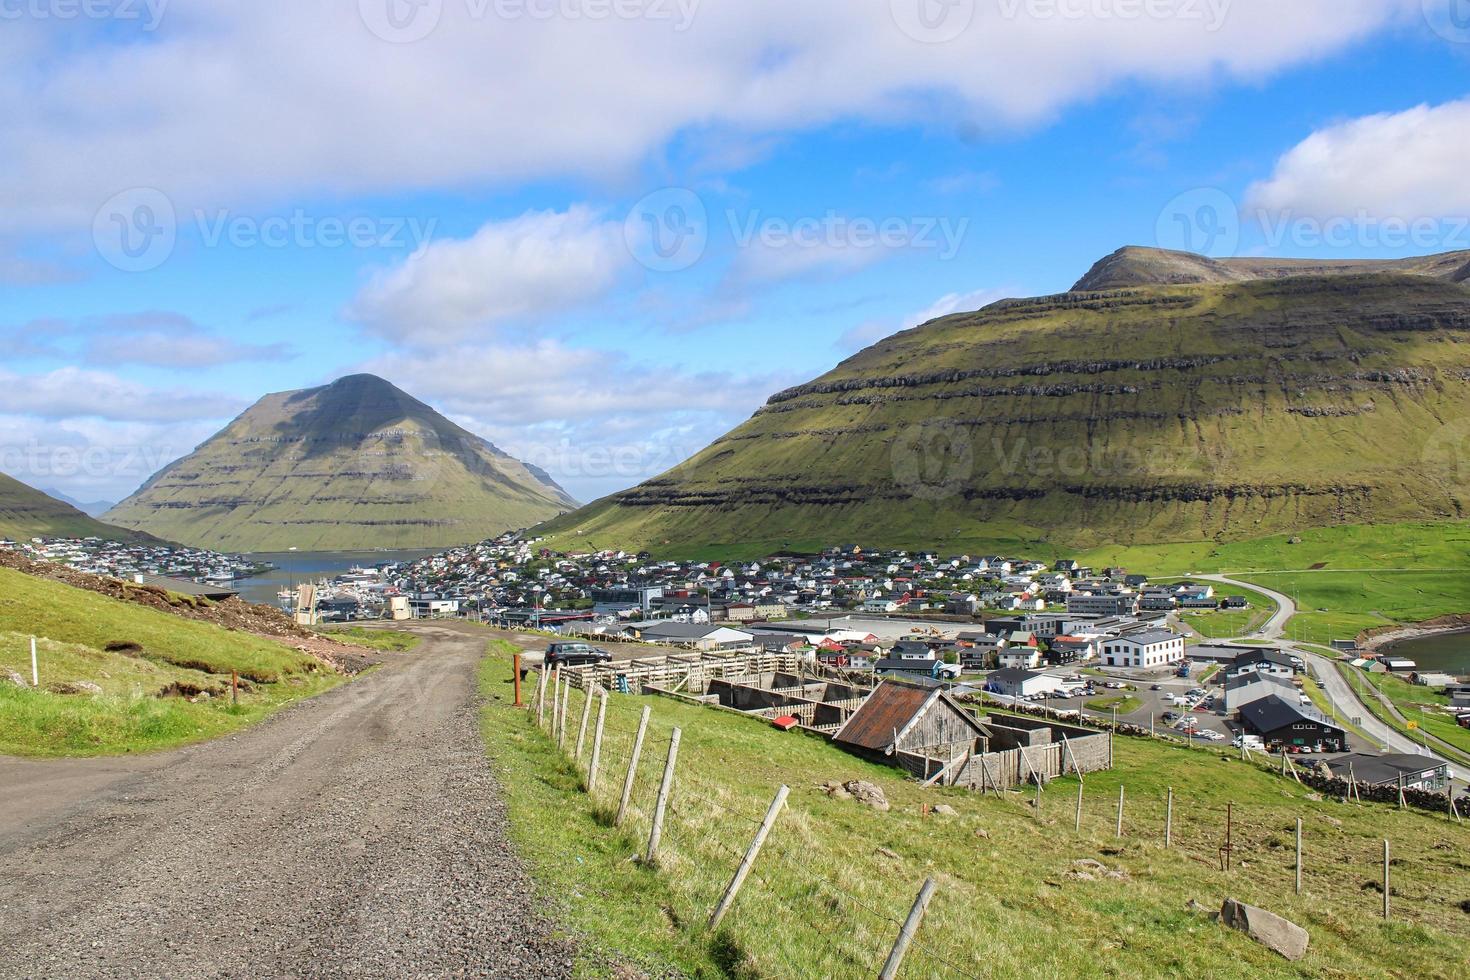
left=1384, top=630, right=1470, bottom=674
left=233, top=550, right=438, bottom=606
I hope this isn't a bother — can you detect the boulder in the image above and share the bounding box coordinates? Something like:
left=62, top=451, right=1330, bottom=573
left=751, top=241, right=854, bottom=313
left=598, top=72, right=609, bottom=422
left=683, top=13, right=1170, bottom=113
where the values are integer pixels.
left=843, top=780, right=890, bottom=811
left=1219, top=898, right=1309, bottom=961
left=3, top=669, right=28, bottom=688
left=932, top=804, right=958, bottom=817
left=818, top=781, right=852, bottom=800
left=48, top=680, right=103, bottom=696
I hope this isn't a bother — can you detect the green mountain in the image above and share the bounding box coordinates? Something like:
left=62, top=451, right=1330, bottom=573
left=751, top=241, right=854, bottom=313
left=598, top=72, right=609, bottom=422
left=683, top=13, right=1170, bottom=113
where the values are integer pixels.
left=541, top=246, right=1470, bottom=556
left=0, top=473, right=153, bottom=543
left=105, top=374, right=577, bottom=552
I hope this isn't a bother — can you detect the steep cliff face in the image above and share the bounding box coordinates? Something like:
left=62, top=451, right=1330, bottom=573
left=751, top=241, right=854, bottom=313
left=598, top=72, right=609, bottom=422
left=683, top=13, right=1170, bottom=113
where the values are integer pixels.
left=105, top=374, right=577, bottom=552
left=541, top=251, right=1470, bottom=555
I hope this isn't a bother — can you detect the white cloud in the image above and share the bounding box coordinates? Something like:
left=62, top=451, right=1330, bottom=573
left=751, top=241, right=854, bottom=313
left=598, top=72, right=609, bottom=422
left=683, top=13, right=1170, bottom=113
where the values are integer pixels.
left=837, top=287, right=1010, bottom=351
left=0, top=414, right=218, bottom=504
left=0, top=1, right=1414, bottom=236
left=347, top=207, right=628, bottom=340
left=80, top=312, right=293, bottom=367
left=1247, top=98, right=1470, bottom=220
left=0, top=367, right=246, bottom=423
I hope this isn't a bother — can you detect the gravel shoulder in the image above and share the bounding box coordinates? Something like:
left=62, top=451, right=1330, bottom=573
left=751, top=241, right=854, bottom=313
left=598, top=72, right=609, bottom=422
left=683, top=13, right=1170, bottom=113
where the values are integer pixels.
left=0, top=622, right=572, bottom=979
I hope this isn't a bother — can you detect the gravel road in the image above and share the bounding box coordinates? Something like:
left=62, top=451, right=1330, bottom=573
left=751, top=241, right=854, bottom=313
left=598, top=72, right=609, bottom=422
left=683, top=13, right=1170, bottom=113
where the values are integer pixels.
left=0, top=623, right=572, bottom=979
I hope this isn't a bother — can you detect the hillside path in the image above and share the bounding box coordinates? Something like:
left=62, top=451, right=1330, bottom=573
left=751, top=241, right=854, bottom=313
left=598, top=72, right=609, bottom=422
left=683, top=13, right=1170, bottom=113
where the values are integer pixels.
left=0, top=623, right=571, bottom=979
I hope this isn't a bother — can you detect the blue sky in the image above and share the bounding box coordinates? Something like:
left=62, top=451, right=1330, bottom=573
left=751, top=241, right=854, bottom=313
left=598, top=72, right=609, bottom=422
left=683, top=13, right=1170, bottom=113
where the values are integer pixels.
left=3, top=0, right=1470, bottom=506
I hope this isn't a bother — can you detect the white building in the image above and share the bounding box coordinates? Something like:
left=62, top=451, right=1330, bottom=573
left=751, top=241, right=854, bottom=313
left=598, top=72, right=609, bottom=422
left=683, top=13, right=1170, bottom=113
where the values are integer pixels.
left=1100, top=629, right=1186, bottom=668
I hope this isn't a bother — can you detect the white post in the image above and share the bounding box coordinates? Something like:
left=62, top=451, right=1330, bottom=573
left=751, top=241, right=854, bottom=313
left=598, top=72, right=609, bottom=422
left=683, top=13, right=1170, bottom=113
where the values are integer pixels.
left=617, top=705, right=652, bottom=828
left=575, top=684, right=594, bottom=763
left=709, top=785, right=789, bottom=931
left=30, top=636, right=39, bottom=687
left=1165, top=787, right=1173, bottom=848
left=1116, top=785, right=1125, bottom=837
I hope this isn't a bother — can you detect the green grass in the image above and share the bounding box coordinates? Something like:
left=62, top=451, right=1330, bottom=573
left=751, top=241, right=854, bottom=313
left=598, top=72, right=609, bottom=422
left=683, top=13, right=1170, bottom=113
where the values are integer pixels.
left=480, top=643, right=1470, bottom=979
left=1085, top=695, right=1142, bottom=714
left=1363, top=671, right=1470, bottom=758
left=0, top=567, right=318, bottom=682
left=0, top=569, right=342, bottom=755
left=1239, top=570, right=1470, bottom=647
left=320, top=626, right=422, bottom=652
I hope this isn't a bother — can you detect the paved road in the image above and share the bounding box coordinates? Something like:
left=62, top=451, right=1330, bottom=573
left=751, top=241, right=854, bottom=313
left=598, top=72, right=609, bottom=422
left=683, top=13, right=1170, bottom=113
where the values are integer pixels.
left=0, top=623, right=571, bottom=979
left=1200, top=574, right=1444, bottom=762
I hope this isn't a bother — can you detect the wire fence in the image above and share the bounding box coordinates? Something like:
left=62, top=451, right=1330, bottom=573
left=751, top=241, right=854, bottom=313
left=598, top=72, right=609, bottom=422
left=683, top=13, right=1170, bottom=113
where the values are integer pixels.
left=524, top=671, right=1469, bottom=978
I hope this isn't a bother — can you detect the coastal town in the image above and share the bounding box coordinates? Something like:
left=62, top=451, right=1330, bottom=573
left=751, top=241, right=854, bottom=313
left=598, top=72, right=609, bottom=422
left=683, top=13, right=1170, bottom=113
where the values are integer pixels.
left=6, top=531, right=1465, bottom=791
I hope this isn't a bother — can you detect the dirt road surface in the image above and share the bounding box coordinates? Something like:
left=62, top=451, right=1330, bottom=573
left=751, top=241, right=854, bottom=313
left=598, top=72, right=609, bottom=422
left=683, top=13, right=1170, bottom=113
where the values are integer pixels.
left=0, top=623, right=572, bottom=979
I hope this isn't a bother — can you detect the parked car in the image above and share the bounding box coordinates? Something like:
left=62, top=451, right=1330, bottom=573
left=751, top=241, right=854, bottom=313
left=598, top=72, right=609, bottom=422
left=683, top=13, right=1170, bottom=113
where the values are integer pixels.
left=525, top=642, right=613, bottom=676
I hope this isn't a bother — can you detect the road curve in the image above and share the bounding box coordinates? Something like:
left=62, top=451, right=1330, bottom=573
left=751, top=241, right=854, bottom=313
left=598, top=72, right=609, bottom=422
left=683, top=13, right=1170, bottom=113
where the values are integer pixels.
left=0, top=623, right=571, bottom=979
left=1199, top=574, right=1445, bottom=762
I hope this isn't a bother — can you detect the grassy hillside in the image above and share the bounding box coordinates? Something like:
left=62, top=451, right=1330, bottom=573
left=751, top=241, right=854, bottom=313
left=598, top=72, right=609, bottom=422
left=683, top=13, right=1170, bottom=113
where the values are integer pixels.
left=105, top=374, right=576, bottom=552
left=0, top=567, right=340, bottom=755
left=542, top=267, right=1470, bottom=557
left=0, top=472, right=153, bottom=543
left=480, top=646, right=1470, bottom=979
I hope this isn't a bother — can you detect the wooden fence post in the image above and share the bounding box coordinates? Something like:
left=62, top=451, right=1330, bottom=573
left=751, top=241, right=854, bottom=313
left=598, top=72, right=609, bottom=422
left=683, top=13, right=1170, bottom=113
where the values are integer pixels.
left=1115, top=785, right=1125, bottom=838
left=588, top=691, right=608, bottom=794
left=646, top=727, right=681, bottom=865
left=575, top=684, right=594, bottom=763
left=550, top=666, right=562, bottom=735
left=558, top=676, right=572, bottom=750
left=1382, top=839, right=1390, bottom=920
left=879, top=877, right=938, bottom=980
left=1295, top=818, right=1303, bottom=895
left=1165, top=787, right=1173, bottom=848
left=1075, top=781, right=1083, bottom=834
left=617, top=705, right=652, bottom=828
left=535, top=666, right=548, bottom=727
left=708, top=785, right=789, bottom=931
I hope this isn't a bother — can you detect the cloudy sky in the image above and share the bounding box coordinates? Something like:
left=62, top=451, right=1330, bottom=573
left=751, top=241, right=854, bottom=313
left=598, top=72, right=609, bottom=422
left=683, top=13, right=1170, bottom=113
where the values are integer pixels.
left=4, top=0, right=1470, bottom=506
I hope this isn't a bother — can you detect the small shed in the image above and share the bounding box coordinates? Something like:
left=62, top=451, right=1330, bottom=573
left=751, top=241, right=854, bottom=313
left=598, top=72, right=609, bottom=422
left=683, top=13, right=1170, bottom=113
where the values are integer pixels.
left=833, top=681, right=988, bottom=764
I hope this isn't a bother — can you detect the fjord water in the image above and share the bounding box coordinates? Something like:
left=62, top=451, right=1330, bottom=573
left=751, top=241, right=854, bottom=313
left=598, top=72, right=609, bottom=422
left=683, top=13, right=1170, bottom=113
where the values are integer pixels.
left=235, top=550, right=437, bottom=606
left=1385, top=630, right=1470, bottom=674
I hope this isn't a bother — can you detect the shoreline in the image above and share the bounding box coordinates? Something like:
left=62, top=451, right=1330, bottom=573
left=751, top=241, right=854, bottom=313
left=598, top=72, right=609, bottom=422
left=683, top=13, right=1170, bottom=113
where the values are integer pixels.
left=1359, top=618, right=1470, bottom=653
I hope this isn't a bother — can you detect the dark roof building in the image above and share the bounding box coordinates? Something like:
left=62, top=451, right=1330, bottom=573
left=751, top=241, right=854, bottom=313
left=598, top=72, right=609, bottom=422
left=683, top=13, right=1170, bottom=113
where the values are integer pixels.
left=1239, top=694, right=1346, bottom=752
left=1321, top=753, right=1450, bottom=791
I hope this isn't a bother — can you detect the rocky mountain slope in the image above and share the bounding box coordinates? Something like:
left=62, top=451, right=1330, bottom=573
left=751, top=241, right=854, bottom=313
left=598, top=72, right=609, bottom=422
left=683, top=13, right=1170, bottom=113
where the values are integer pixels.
left=105, top=374, right=576, bottom=552
left=541, top=247, right=1470, bottom=555
left=0, top=473, right=153, bottom=543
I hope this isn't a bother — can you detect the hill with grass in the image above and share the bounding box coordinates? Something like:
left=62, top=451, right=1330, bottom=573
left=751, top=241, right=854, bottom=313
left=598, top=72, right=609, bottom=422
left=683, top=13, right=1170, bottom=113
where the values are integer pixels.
left=0, top=565, right=348, bottom=755
left=0, top=472, right=155, bottom=544
left=541, top=247, right=1470, bottom=557
left=104, top=373, right=578, bottom=552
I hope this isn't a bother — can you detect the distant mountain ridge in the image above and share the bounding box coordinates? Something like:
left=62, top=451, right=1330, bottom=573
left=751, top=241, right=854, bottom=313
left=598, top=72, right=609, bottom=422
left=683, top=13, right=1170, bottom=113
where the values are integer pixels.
left=0, top=473, right=153, bottom=543
left=105, top=374, right=577, bottom=552
left=540, top=247, right=1470, bottom=555
left=42, top=488, right=116, bottom=518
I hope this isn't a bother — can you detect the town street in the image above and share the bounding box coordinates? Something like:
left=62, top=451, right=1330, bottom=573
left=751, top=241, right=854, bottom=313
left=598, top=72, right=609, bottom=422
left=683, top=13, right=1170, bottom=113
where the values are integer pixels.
left=0, top=624, right=570, bottom=980
left=1200, top=574, right=1450, bottom=765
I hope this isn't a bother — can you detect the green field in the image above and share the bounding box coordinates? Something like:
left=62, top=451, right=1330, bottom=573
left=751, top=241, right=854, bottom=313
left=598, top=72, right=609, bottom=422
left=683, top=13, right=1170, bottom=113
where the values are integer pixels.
left=319, top=626, right=422, bottom=652
left=0, top=568, right=341, bottom=756
left=480, top=645, right=1470, bottom=979
left=1238, top=568, right=1470, bottom=646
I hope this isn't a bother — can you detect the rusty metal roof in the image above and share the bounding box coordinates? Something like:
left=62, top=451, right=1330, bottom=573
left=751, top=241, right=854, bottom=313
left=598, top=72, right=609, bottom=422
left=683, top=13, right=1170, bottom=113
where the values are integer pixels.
left=833, top=681, right=938, bottom=752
